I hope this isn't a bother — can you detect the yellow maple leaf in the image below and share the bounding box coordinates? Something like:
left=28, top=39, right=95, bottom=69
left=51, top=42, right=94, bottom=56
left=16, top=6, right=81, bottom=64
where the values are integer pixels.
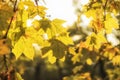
left=71, top=54, right=81, bottom=64
left=85, top=32, right=107, bottom=50
left=112, top=55, right=120, bottom=65
left=12, top=37, right=24, bottom=59
left=85, top=9, right=96, bottom=18
left=32, top=20, right=40, bottom=30
left=23, top=38, right=34, bottom=60
left=48, top=56, right=56, bottom=64
left=104, top=18, right=119, bottom=33
left=59, top=56, right=65, bottom=62
left=85, top=9, right=103, bottom=20
left=85, top=9, right=104, bottom=32
left=56, top=33, right=74, bottom=45
left=103, top=45, right=119, bottom=60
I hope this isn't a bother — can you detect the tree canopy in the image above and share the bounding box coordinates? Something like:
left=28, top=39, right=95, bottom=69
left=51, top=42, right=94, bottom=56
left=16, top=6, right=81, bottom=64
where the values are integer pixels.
left=0, top=0, right=120, bottom=80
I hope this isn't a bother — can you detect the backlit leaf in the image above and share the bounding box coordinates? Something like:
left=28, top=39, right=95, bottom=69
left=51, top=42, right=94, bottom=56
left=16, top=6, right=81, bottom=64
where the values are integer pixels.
left=22, top=10, right=29, bottom=22
left=59, top=56, right=65, bottom=62
left=71, top=53, right=81, bottom=64
left=112, top=55, right=120, bottom=65
left=32, top=20, right=40, bottom=30
left=12, top=35, right=35, bottom=60
left=37, top=6, right=47, bottom=17
left=85, top=32, right=106, bottom=50
left=56, top=33, right=74, bottom=45
left=23, top=38, right=34, bottom=60
left=48, top=54, right=56, bottom=64
left=85, top=9, right=96, bottom=18
left=41, top=50, right=56, bottom=64
left=12, top=37, right=24, bottom=59
left=52, top=18, right=66, bottom=24
left=51, top=18, right=66, bottom=34
left=104, top=18, right=119, bottom=33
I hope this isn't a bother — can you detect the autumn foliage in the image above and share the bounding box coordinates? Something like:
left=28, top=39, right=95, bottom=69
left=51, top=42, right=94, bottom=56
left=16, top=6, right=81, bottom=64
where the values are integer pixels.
left=0, top=0, right=120, bottom=80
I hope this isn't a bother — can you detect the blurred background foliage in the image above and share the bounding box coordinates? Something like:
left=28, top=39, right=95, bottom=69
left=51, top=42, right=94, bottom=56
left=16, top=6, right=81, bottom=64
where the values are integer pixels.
left=0, top=0, right=120, bottom=80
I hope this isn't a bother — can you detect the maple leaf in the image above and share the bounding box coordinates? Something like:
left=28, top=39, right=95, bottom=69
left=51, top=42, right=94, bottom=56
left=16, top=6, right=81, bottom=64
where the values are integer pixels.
left=102, top=44, right=119, bottom=61
left=104, top=18, right=119, bottom=33
left=12, top=36, right=35, bottom=60
left=41, top=39, right=68, bottom=63
left=48, top=52, right=56, bottom=64
left=112, top=55, right=120, bottom=65
left=71, top=53, right=81, bottom=64
left=50, top=39, right=68, bottom=59
left=56, top=32, right=74, bottom=45
left=85, top=32, right=107, bottom=50
left=12, top=37, right=25, bottom=59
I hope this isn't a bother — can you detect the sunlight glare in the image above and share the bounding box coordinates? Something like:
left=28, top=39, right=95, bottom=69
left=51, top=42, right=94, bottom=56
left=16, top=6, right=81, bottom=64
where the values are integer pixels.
left=44, top=0, right=77, bottom=27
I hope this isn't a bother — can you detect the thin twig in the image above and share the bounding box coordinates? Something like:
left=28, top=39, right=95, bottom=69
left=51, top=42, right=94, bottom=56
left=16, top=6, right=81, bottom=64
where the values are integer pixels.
left=103, top=0, right=109, bottom=40
left=3, top=55, right=8, bottom=70
left=13, top=0, right=18, bottom=12
left=3, top=0, right=17, bottom=39
left=3, top=16, right=14, bottom=39
left=103, top=0, right=108, bottom=21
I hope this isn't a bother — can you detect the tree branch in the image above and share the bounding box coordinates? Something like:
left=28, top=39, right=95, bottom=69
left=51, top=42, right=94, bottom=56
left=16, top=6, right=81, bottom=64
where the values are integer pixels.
left=2, top=0, right=18, bottom=71
left=3, top=55, right=8, bottom=71
left=3, top=0, right=17, bottom=39
left=103, top=0, right=108, bottom=21
left=3, top=16, right=14, bottom=39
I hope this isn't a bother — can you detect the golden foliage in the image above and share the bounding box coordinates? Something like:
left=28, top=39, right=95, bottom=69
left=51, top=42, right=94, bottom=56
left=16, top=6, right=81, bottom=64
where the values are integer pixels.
left=0, top=39, right=10, bottom=55
left=85, top=32, right=107, bottom=51
left=104, top=17, right=119, bottom=33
